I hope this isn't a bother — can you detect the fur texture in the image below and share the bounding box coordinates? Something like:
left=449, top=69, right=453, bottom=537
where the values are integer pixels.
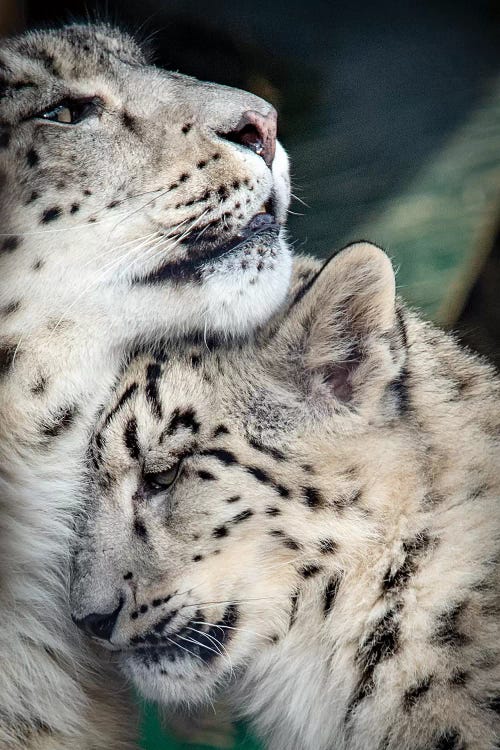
left=72, top=243, right=500, bottom=750
left=0, top=23, right=291, bottom=749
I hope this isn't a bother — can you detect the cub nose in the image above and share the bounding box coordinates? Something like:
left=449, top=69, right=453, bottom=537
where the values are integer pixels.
left=73, top=597, right=124, bottom=641
left=223, top=108, right=277, bottom=167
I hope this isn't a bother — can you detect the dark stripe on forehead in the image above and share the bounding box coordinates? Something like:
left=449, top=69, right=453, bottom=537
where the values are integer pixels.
left=102, top=382, right=138, bottom=429
left=145, top=362, right=162, bottom=420
left=165, top=407, right=200, bottom=436
left=124, top=417, right=140, bottom=460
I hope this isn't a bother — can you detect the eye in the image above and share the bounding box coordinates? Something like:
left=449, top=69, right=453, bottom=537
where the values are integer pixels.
left=37, top=97, right=103, bottom=125
left=143, top=463, right=182, bottom=493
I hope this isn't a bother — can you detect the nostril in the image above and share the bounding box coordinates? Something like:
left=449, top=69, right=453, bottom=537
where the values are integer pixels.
left=220, top=109, right=277, bottom=167
left=73, top=596, right=124, bottom=642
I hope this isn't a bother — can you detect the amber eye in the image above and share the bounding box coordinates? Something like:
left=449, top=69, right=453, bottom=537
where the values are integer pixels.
left=38, top=97, right=103, bottom=125
left=143, top=463, right=182, bottom=493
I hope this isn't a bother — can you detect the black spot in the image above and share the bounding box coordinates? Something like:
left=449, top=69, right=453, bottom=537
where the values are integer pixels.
left=182, top=123, right=192, bottom=134
left=0, top=342, right=17, bottom=376
left=134, top=517, right=148, bottom=541
left=245, top=465, right=289, bottom=497
left=70, top=203, right=80, bottom=214
left=107, top=200, right=120, bottom=209
left=122, top=111, right=140, bottom=135
left=387, top=366, right=410, bottom=414
left=289, top=589, right=300, bottom=627
left=319, top=538, right=338, bottom=554
left=2, top=236, right=20, bottom=252
left=27, top=190, right=40, bottom=204
left=31, top=375, right=48, bottom=395
left=449, top=670, right=469, bottom=686
left=382, top=530, right=432, bottom=592
left=145, top=362, right=162, bottom=420
left=403, top=676, right=433, bottom=710
left=41, top=405, right=78, bottom=440
left=193, top=554, right=203, bottom=562
left=346, top=608, right=401, bottom=722
left=201, top=448, right=237, bottom=465
left=300, top=563, right=322, bottom=578
left=166, top=407, right=200, bottom=435
left=265, top=506, right=281, bottom=516
left=197, top=159, right=207, bottom=169
left=248, top=436, right=286, bottom=461
left=41, top=207, right=62, bottom=223
left=324, top=575, right=341, bottom=615
left=152, top=598, right=162, bottom=607
left=190, top=353, right=201, bottom=368
left=26, top=148, right=39, bottom=167
left=212, top=153, right=221, bottom=161
left=213, top=525, right=228, bottom=538
left=124, top=417, right=140, bottom=460
left=1, top=300, right=20, bottom=316
left=431, top=730, right=463, bottom=750
left=32, top=258, right=44, bottom=271
left=433, top=602, right=469, bottom=648
left=226, top=495, right=241, bottom=503
left=197, top=469, right=216, bottom=481
left=83, top=189, right=92, bottom=196
left=123, top=572, right=133, bottom=581
left=213, top=424, right=229, bottom=437
left=269, top=529, right=301, bottom=550
left=302, top=486, right=326, bottom=509
left=231, top=509, right=254, bottom=525
left=179, top=172, right=190, bottom=182
left=0, top=130, right=10, bottom=149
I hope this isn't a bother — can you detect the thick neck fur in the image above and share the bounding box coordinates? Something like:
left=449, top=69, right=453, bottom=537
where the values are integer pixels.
left=228, top=313, right=500, bottom=750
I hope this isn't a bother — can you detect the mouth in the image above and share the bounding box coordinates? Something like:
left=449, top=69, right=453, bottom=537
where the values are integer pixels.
left=134, top=198, right=280, bottom=285
left=123, top=604, right=238, bottom=669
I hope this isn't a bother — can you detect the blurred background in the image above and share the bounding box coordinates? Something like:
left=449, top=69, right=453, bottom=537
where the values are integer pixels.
left=2, top=1, right=500, bottom=747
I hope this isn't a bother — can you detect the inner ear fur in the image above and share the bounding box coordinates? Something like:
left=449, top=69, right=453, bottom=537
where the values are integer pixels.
left=275, top=242, right=406, bottom=406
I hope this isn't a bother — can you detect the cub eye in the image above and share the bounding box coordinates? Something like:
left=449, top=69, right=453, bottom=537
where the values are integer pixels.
left=143, top=463, right=181, bottom=493
left=38, top=97, right=103, bottom=125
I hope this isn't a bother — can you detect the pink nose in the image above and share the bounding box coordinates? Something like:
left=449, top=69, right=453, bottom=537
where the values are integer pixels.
left=226, top=108, right=277, bottom=167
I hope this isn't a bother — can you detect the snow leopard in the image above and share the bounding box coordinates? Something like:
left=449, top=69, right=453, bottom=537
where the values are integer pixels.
left=0, top=22, right=291, bottom=749
left=71, top=242, right=500, bottom=750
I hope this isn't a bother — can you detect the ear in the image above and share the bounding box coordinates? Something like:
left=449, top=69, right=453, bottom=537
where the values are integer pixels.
left=273, top=242, right=406, bottom=410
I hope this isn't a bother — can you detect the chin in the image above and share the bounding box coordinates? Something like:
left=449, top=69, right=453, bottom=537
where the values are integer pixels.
left=121, top=652, right=224, bottom=708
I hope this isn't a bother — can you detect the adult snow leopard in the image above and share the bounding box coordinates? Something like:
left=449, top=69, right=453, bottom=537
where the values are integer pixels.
left=0, top=22, right=291, bottom=749
left=71, top=243, right=499, bottom=750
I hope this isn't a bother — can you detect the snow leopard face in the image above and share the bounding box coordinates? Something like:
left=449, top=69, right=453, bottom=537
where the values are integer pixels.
left=0, top=24, right=291, bottom=339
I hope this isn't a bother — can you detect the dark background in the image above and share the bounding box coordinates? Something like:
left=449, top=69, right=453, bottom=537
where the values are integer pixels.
left=3, top=0, right=500, bottom=365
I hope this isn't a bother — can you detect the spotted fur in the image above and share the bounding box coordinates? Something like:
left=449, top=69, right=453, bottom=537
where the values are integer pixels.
left=0, top=22, right=291, bottom=750
left=72, top=243, right=500, bottom=750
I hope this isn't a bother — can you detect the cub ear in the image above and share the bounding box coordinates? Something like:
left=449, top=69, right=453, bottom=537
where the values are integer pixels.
left=273, top=242, right=406, bottom=409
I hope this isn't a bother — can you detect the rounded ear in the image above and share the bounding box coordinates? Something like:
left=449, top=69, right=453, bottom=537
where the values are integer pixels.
left=270, top=242, right=405, bottom=406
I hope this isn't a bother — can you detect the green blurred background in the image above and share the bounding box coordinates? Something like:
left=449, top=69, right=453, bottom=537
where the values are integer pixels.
left=2, top=1, right=500, bottom=746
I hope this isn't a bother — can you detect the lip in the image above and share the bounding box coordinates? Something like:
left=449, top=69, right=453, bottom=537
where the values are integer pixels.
left=123, top=603, right=238, bottom=667
left=133, top=203, right=280, bottom=285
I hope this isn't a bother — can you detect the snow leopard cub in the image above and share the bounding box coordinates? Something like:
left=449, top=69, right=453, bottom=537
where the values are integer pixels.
left=71, top=242, right=500, bottom=750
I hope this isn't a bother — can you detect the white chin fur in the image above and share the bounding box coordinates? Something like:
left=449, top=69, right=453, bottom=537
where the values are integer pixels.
left=201, top=234, right=292, bottom=336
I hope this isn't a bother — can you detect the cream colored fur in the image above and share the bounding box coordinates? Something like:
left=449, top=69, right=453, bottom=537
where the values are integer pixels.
left=0, top=23, right=290, bottom=749
left=71, top=243, right=499, bottom=750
